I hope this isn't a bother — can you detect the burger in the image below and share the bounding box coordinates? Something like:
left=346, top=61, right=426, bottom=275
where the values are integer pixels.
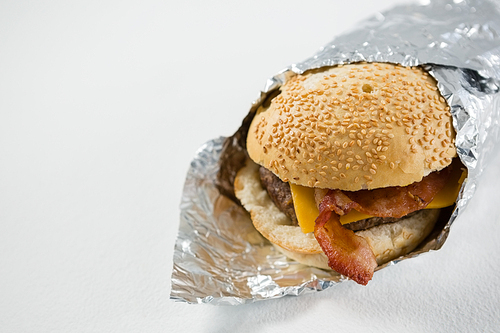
left=233, top=62, right=464, bottom=285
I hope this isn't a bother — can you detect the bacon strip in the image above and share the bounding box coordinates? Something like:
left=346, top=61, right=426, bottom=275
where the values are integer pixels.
left=314, top=206, right=377, bottom=285
left=314, top=167, right=451, bottom=285
left=323, top=167, right=451, bottom=218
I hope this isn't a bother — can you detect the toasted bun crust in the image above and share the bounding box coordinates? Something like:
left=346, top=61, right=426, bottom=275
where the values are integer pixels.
left=234, top=159, right=440, bottom=268
left=247, top=63, right=456, bottom=191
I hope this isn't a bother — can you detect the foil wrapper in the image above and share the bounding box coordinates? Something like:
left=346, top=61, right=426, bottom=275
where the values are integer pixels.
left=171, top=0, right=500, bottom=305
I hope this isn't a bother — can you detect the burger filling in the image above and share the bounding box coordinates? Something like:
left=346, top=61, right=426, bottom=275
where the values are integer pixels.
left=259, top=166, right=410, bottom=231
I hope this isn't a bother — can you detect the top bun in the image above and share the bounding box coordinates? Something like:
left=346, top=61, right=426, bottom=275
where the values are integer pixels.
left=247, top=63, right=456, bottom=191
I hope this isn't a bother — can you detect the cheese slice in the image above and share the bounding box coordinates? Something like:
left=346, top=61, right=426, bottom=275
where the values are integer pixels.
left=290, top=164, right=466, bottom=234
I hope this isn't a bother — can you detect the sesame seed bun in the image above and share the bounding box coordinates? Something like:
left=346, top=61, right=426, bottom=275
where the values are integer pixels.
left=234, top=158, right=440, bottom=268
left=247, top=63, right=456, bottom=191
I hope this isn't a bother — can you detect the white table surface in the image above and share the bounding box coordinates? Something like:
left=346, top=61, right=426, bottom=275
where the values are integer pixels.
left=1, top=0, right=499, bottom=332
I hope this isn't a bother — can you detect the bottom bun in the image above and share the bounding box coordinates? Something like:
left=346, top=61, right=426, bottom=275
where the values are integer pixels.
left=235, top=159, right=440, bottom=268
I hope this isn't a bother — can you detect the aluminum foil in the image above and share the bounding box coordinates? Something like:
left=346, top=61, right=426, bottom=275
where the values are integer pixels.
left=171, top=0, right=500, bottom=305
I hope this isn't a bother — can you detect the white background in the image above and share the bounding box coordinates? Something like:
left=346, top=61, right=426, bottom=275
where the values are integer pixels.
left=1, top=0, right=500, bottom=332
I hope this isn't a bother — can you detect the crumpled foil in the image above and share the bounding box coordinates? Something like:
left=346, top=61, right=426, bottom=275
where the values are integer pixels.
left=171, top=0, right=500, bottom=305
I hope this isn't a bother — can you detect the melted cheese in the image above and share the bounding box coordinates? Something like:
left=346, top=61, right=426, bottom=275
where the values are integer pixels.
left=289, top=164, right=466, bottom=234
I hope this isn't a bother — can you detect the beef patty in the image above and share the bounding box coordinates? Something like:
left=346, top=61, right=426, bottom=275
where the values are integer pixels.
left=259, top=166, right=298, bottom=225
